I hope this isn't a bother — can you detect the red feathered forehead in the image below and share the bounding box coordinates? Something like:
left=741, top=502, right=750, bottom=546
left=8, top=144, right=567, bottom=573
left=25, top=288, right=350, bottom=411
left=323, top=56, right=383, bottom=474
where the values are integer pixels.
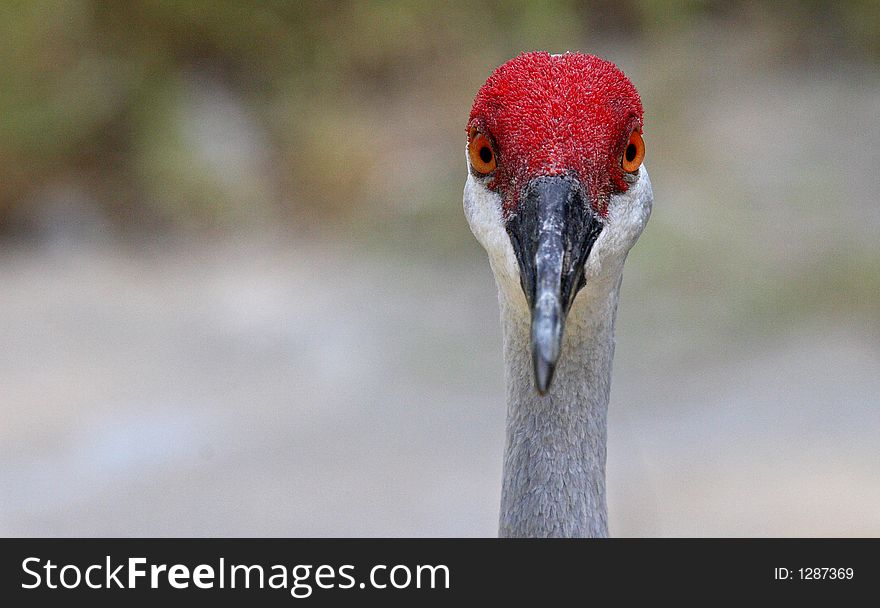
left=468, top=52, right=643, bottom=216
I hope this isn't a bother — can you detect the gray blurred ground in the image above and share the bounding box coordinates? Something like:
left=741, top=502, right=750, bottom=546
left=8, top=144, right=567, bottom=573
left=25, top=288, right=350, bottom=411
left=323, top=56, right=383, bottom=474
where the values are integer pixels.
left=0, top=231, right=877, bottom=537
left=2, top=8, right=879, bottom=536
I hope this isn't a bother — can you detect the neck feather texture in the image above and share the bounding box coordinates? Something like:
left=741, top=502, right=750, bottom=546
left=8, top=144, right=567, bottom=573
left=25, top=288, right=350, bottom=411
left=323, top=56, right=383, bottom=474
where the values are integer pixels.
left=498, top=276, right=621, bottom=538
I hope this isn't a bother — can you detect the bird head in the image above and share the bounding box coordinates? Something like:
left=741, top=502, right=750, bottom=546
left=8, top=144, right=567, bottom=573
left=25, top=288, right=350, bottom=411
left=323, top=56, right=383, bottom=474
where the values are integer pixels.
left=463, top=52, right=652, bottom=395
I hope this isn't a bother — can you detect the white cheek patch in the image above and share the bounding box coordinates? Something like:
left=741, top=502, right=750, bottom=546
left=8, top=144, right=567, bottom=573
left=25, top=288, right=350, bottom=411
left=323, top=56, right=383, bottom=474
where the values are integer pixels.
left=463, top=173, right=525, bottom=306
left=583, top=167, right=653, bottom=284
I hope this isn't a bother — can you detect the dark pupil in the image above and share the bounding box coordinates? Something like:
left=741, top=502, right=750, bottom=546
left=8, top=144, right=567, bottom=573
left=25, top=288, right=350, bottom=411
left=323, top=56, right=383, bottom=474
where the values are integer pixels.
left=625, top=143, right=637, bottom=163
left=479, top=146, right=492, bottom=164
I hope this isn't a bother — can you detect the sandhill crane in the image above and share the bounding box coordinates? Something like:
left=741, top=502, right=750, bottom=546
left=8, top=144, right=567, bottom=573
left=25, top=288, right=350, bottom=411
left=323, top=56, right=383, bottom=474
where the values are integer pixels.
left=463, top=52, right=652, bottom=537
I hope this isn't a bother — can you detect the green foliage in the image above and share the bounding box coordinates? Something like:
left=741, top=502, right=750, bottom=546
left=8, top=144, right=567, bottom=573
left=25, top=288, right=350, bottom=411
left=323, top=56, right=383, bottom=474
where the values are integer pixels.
left=0, top=1, right=877, bottom=230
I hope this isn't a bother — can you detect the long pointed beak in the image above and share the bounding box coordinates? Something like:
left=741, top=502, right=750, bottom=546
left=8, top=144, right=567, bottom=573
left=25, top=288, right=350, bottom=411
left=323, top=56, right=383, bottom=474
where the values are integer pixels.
left=506, top=175, right=604, bottom=395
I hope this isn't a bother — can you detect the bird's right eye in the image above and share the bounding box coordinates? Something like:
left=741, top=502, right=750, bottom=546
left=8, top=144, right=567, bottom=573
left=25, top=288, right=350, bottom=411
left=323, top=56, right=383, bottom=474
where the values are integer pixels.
left=621, top=129, right=645, bottom=173
left=468, top=129, right=497, bottom=175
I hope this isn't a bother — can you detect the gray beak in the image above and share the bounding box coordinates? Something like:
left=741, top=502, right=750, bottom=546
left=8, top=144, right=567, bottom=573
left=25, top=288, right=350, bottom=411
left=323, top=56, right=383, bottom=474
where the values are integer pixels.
left=505, top=175, right=604, bottom=395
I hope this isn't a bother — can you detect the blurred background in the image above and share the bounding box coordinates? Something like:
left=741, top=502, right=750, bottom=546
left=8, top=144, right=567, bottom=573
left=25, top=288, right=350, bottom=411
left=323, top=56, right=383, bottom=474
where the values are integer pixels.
left=1, top=1, right=878, bottom=536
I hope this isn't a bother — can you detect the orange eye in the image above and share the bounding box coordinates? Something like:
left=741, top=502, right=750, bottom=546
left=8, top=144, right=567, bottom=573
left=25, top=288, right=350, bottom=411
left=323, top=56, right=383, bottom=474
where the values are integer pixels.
left=468, top=129, right=497, bottom=175
left=622, top=129, right=645, bottom=173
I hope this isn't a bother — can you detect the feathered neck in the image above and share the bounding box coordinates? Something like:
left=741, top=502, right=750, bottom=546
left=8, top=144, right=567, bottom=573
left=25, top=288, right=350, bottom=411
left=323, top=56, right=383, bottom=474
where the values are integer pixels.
left=497, top=276, right=622, bottom=537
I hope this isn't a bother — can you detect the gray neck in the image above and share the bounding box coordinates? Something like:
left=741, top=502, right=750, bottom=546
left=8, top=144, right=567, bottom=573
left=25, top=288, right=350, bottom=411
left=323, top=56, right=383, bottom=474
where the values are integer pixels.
left=498, top=277, right=621, bottom=538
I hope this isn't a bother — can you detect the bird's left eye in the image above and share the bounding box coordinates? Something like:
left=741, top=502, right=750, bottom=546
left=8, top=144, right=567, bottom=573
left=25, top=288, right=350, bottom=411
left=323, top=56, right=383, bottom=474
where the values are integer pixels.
left=468, top=129, right=497, bottom=175
left=621, top=129, right=645, bottom=173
